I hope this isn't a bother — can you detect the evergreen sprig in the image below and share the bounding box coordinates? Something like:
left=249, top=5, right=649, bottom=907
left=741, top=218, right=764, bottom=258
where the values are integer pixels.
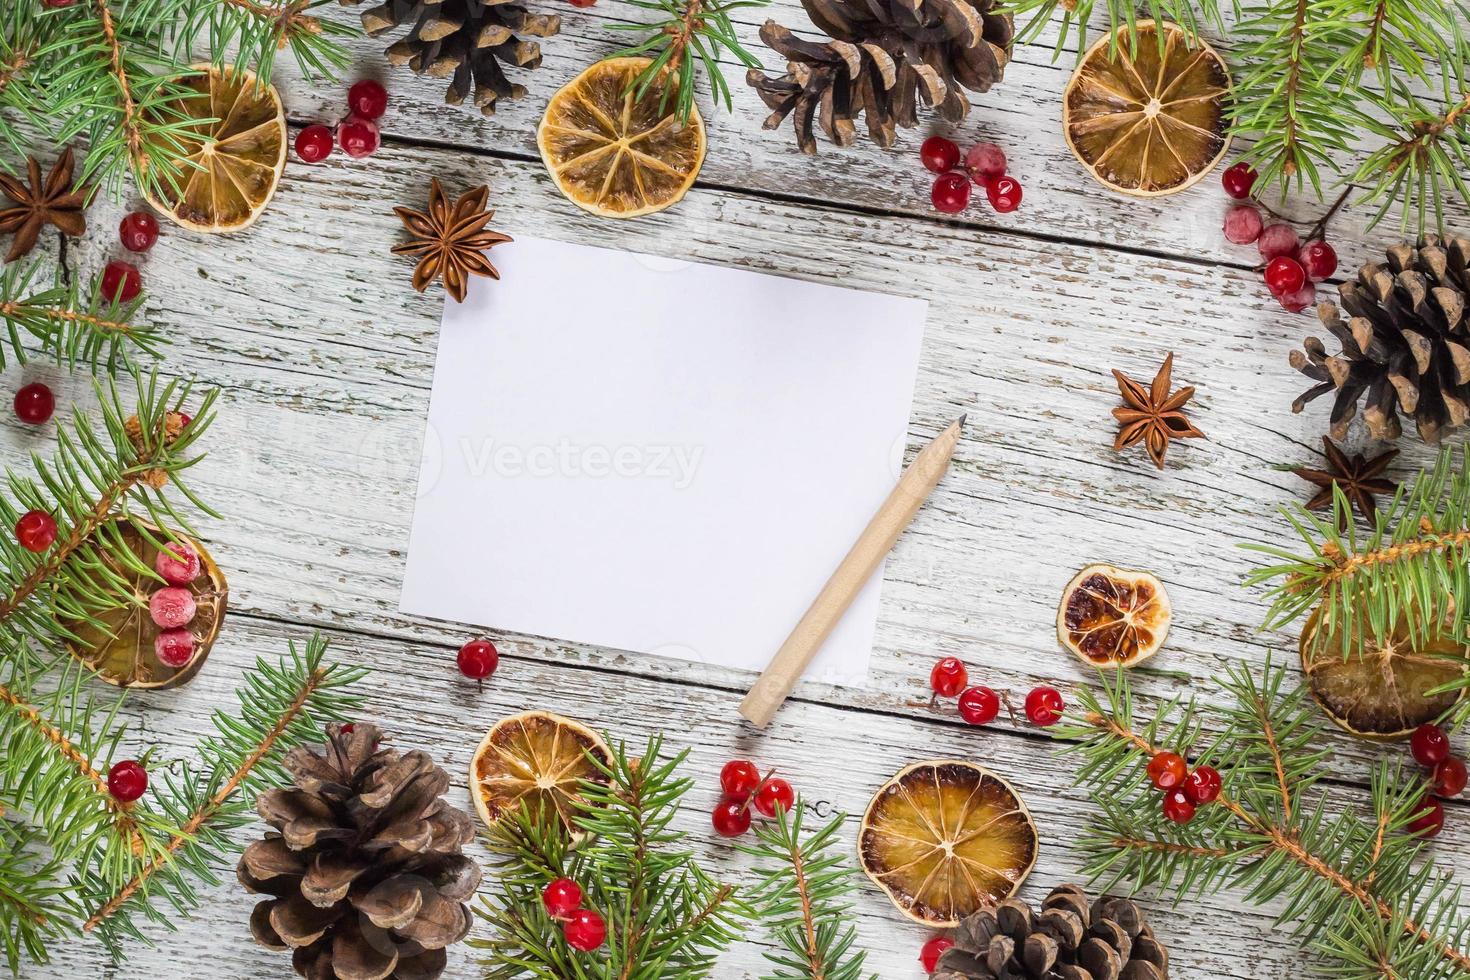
left=1008, top=0, right=1223, bottom=56
left=0, top=261, right=163, bottom=373
left=610, top=0, right=770, bottom=123
left=1063, top=661, right=1470, bottom=978
left=0, top=816, right=73, bottom=974
left=740, top=803, right=874, bottom=980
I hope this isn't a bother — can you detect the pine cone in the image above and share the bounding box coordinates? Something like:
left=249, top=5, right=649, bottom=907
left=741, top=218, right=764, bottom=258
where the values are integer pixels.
left=339, top=0, right=561, bottom=116
left=239, top=723, right=483, bottom=980
left=747, top=0, right=1013, bottom=153
left=1291, top=234, right=1470, bottom=443
left=935, top=885, right=1169, bottom=980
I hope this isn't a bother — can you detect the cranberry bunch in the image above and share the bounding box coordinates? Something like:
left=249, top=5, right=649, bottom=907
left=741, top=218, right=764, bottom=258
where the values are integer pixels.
left=96, top=209, right=163, bottom=307
left=1144, top=751, right=1221, bottom=824
left=151, top=541, right=203, bottom=668
left=929, top=656, right=1065, bottom=728
left=921, top=136, right=1023, bottom=216
left=296, top=79, right=388, bottom=164
left=456, top=637, right=500, bottom=683
left=1219, top=162, right=1339, bottom=314
left=1405, top=723, right=1467, bottom=838
left=710, top=759, right=795, bottom=837
left=541, top=878, right=607, bottom=952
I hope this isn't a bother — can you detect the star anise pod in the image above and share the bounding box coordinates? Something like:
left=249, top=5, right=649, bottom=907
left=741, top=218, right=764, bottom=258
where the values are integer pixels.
left=1111, top=352, right=1205, bottom=469
left=0, top=148, right=89, bottom=263
left=1292, top=437, right=1398, bottom=527
left=392, top=178, right=512, bottom=303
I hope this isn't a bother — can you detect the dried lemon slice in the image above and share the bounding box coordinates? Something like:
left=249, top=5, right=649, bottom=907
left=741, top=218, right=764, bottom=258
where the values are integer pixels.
left=858, top=761, right=1037, bottom=926
left=1063, top=20, right=1231, bottom=196
left=470, top=711, right=613, bottom=832
left=537, top=57, right=706, bottom=218
left=1057, top=563, right=1171, bottom=668
left=145, top=64, right=287, bottom=233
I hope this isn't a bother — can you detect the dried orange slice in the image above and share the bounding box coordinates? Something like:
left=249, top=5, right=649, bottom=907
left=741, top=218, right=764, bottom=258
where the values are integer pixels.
left=1063, top=20, right=1231, bottom=196
left=1301, top=606, right=1467, bottom=741
left=858, top=761, right=1037, bottom=926
left=145, top=64, right=286, bottom=232
left=470, top=711, right=613, bottom=833
left=64, top=518, right=227, bottom=690
left=537, top=57, right=706, bottom=218
left=1057, top=563, right=1171, bottom=668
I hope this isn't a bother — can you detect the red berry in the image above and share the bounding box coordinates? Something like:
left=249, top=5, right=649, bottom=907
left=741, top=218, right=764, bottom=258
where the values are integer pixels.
left=1408, top=796, right=1445, bottom=838
left=542, top=878, right=583, bottom=918
left=295, top=124, right=334, bottom=163
left=100, top=261, right=141, bottom=303
left=1162, top=788, right=1196, bottom=824
left=1183, top=765, right=1222, bottom=805
left=154, top=628, right=196, bottom=668
left=986, top=175, right=1023, bottom=213
left=1299, top=239, right=1338, bottom=280
left=1222, top=204, right=1263, bottom=245
left=13, top=382, right=54, bottom=425
left=1264, top=256, right=1306, bottom=296
left=457, top=638, right=499, bottom=679
left=930, top=657, right=968, bottom=697
left=119, top=211, right=159, bottom=252
left=930, top=172, right=970, bottom=214
left=964, top=142, right=1007, bottom=186
left=1220, top=161, right=1257, bottom=199
left=1411, top=724, right=1451, bottom=767
left=1279, top=282, right=1316, bottom=314
left=1146, top=751, right=1187, bottom=791
left=155, top=541, right=201, bottom=585
left=107, top=759, right=148, bottom=802
left=720, top=759, right=761, bottom=798
left=957, top=686, right=999, bottom=725
left=1024, top=686, right=1065, bottom=727
left=1433, top=757, right=1468, bottom=798
left=568, top=0, right=597, bottom=7
left=43, top=0, right=76, bottom=7
left=1257, top=223, right=1300, bottom=260
left=347, top=79, right=389, bottom=120
left=711, top=797, right=752, bottom=837
left=563, top=908, right=607, bottom=952
left=15, top=510, right=56, bottom=552
left=149, top=587, right=197, bottom=629
left=920, top=136, right=961, bottom=174
left=338, top=118, right=380, bottom=159
left=754, top=777, right=795, bottom=816
left=919, top=935, right=955, bottom=973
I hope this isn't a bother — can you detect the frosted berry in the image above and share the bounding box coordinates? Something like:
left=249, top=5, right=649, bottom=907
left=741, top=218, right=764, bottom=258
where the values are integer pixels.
left=1220, top=161, right=1257, bottom=199
left=1183, top=765, right=1222, bottom=805
left=930, top=657, right=968, bottom=697
left=347, top=79, right=389, bottom=120
left=1299, top=239, right=1338, bottom=280
left=711, top=797, right=752, bottom=837
left=15, top=510, right=56, bottom=552
left=1222, top=204, right=1263, bottom=245
left=986, top=175, right=1023, bottom=213
left=1257, top=223, right=1300, bottom=261
left=295, top=124, right=334, bottom=163
left=563, top=908, right=607, bottom=952
left=154, top=628, right=196, bottom=668
left=920, top=935, right=955, bottom=973
left=1279, top=283, right=1316, bottom=314
left=1146, top=751, right=1187, bottom=791
left=1024, top=686, right=1064, bottom=727
left=964, top=142, right=1007, bottom=187
left=155, top=541, right=200, bottom=585
left=457, top=638, right=499, bottom=679
left=149, top=586, right=197, bottom=629
left=1162, top=788, right=1195, bottom=824
left=957, top=686, right=999, bottom=725
left=720, top=759, right=761, bottom=799
left=754, top=777, right=795, bottom=816
left=100, top=260, right=141, bottom=303
left=1408, top=796, right=1445, bottom=838
left=1433, top=757, right=1468, bottom=798
left=930, top=172, right=970, bottom=214
left=107, top=759, right=147, bottom=802
left=338, top=118, right=380, bottom=159
left=1264, top=256, right=1306, bottom=296
left=119, top=211, right=159, bottom=252
left=542, top=878, right=583, bottom=918
left=920, top=135, right=961, bottom=174
left=13, top=382, right=54, bottom=424
left=1411, top=724, right=1451, bottom=767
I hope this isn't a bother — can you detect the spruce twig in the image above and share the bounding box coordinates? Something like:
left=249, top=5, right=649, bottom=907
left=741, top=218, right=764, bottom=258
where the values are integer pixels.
left=0, top=261, right=163, bottom=372
left=610, top=0, right=770, bottom=122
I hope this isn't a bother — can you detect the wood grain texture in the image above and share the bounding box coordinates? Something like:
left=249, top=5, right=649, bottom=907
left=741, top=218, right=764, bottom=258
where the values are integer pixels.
left=11, top=6, right=1470, bottom=978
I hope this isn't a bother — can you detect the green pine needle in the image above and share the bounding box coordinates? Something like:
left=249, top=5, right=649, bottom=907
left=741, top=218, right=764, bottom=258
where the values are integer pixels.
left=610, top=0, right=771, bottom=123
left=0, top=261, right=164, bottom=373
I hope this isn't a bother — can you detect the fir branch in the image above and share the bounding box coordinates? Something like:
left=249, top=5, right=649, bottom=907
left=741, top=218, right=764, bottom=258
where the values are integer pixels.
left=0, top=261, right=162, bottom=379
left=610, top=0, right=770, bottom=122
left=0, top=817, right=74, bottom=974
left=1008, top=0, right=1223, bottom=55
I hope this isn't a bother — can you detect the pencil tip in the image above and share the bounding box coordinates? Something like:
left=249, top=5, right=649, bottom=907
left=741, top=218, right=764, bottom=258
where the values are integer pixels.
left=957, top=414, right=967, bottom=428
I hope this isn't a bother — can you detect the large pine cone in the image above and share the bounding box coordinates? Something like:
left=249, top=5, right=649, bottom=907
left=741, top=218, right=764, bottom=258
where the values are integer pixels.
left=748, top=0, right=1013, bottom=153
left=935, top=885, right=1169, bottom=980
left=1291, top=234, right=1470, bottom=443
left=338, top=0, right=561, bottom=116
left=239, top=723, right=483, bottom=980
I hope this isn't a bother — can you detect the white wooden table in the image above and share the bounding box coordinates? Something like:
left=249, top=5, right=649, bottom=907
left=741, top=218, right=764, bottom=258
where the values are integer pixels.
left=22, top=3, right=1470, bottom=977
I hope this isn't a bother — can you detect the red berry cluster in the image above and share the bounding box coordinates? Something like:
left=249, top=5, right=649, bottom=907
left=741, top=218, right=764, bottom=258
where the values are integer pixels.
left=456, top=637, right=499, bottom=682
left=921, top=136, right=1023, bottom=216
left=151, top=541, right=203, bottom=668
left=1405, top=723, right=1466, bottom=838
left=928, top=656, right=1064, bottom=728
left=711, top=759, right=795, bottom=838
left=1218, top=162, right=1338, bottom=314
left=99, top=210, right=161, bottom=306
left=540, top=877, right=607, bottom=952
left=1144, top=751, right=1221, bottom=824
left=297, top=80, right=389, bottom=165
